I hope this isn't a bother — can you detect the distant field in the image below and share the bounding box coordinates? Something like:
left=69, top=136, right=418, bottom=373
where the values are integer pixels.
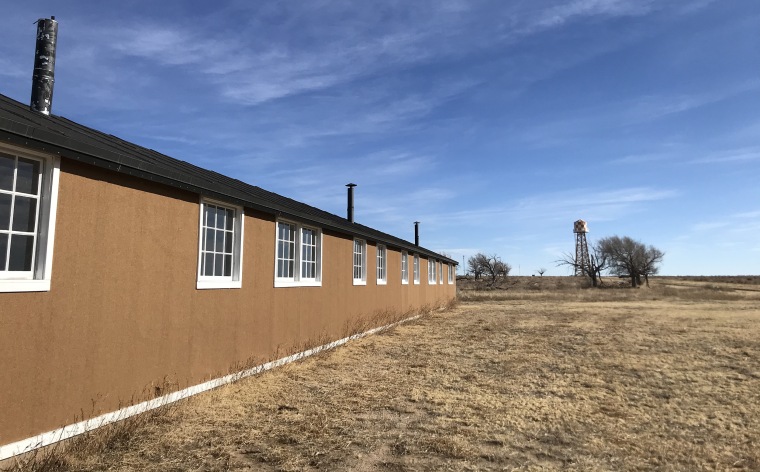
left=13, top=277, right=760, bottom=471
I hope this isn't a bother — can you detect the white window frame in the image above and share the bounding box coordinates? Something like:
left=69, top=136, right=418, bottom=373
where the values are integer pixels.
left=438, top=261, right=443, bottom=284
left=428, top=259, right=436, bottom=284
left=413, top=254, right=420, bottom=284
left=448, top=263, right=454, bottom=284
left=376, top=244, right=387, bottom=285
left=353, top=238, right=366, bottom=285
left=0, top=145, right=60, bottom=293
left=401, top=251, right=409, bottom=285
left=196, top=198, right=244, bottom=290
left=274, top=219, right=322, bottom=287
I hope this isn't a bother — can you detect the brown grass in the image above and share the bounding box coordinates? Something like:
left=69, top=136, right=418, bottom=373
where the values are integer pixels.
left=9, top=277, right=760, bottom=471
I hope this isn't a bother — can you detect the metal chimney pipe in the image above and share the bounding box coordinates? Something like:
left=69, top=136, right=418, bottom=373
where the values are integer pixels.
left=346, top=183, right=357, bottom=223
left=414, top=221, right=420, bottom=246
left=30, top=16, right=58, bottom=115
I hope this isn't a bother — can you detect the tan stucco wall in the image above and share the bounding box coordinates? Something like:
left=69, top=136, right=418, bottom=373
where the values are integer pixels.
left=0, top=159, right=455, bottom=446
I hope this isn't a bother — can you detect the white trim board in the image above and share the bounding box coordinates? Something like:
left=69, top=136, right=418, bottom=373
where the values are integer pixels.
left=0, top=313, right=423, bottom=461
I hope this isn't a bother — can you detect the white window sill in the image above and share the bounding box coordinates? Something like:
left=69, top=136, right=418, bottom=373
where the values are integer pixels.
left=0, top=279, right=51, bottom=293
left=275, top=279, right=322, bottom=288
left=196, top=279, right=242, bottom=290
left=377, top=280, right=387, bottom=285
left=353, top=279, right=367, bottom=286
left=414, top=280, right=420, bottom=285
left=402, top=280, right=409, bottom=285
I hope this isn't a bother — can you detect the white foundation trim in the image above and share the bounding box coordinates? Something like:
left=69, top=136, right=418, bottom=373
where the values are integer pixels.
left=0, top=312, right=422, bottom=461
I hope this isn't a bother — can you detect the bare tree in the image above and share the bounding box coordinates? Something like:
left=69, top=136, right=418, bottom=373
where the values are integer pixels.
left=638, top=247, right=664, bottom=287
left=598, top=236, right=664, bottom=288
left=467, top=255, right=484, bottom=279
left=467, top=253, right=509, bottom=285
left=496, top=260, right=512, bottom=278
left=555, top=242, right=607, bottom=287
left=536, top=268, right=547, bottom=276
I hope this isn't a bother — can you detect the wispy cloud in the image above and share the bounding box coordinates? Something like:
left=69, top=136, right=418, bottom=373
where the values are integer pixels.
left=109, top=25, right=232, bottom=66
left=515, top=78, right=760, bottom=152
left=609, top=152, right=674, bottom=165
left=733, top=210, right=760, bottom=219
left=528, top=0, right=656, bottom=31
left=626, top=80, right=760, bottom=122
left=684, top=210, right=760, bottom=243
left=691, top=221, right=731, bottom=232
left=689, top=147, right=760, bottom=164
left=420, top=187, right=677, bottom=229
left=59, top=0, right=701, bottom=109
left=0, top=57, right=26, bottom=79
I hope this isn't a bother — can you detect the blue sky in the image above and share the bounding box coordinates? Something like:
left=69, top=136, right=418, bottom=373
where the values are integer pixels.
left=1, top=1, right=758, bottom=275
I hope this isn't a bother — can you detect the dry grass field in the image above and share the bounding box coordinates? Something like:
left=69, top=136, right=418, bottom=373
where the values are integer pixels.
left=11, top=276, right=760, bottom=471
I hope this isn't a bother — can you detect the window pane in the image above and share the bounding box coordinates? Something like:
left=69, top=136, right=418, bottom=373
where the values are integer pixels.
left=12, top=196, right=37, bottom=232
left=0, top=233, right=7, bottom=270
left=225, top=231, right=233, bottom=253
left=205, top=206, right=215, bottom=228
left=205, top=228, right=215, bottom=252
left=216, top=207, right=227, bottom=229
left=215, top=254, right=224, bottom=276
left=0, top=153, right=14, bottom=191
left=226, top=209, right=234, bottom=230
left=224, top=255, right=232, bottom=276
left=215, top=229, right=225, bottom=252
left=15, top=158, right=40, bottom=195
left=8, top=234, right=34, bottom=271
left=0, top=193, right=11, bottom=231
left=203, top=253, right=214, bottom=276
left=215, top=207, right=224, bottom=230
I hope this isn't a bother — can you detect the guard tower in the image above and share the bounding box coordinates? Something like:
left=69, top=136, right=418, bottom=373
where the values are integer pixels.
left=573, top=219, right=590, bottom=276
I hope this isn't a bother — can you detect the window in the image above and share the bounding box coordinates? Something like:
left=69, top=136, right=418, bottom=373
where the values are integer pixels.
left=0, top=147, right=60, bottom=293
left=428, top=259, right=436, bottom=284
left=301, top=227, right=319, bottom=280
left=438, top=261, right=443, bottom=284
left=197, top=199, right=244, bottom=289
left=353, top=238, right=366, bottom=285
left=376, top=244, right=387, bottom=284
left=275, top=219, right=322, bottom=287
left=276, top=221, right=296, bottom=279
left=401, top=251, right=409, bottom=284
left=413, top=254, right=420, bottom=284
left=448, top=263, right=454, bottom=284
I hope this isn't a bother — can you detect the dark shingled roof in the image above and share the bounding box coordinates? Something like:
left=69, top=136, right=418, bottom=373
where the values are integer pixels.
left=0, top=93, right=455, bottom=264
